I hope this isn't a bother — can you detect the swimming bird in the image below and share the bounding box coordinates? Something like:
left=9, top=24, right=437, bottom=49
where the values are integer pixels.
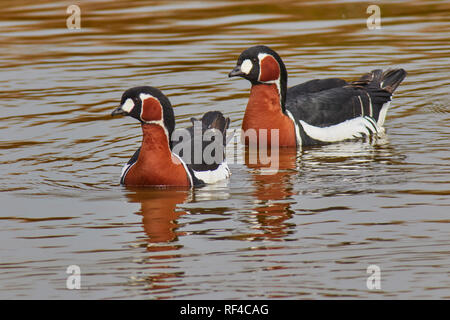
left=229, top=45, right=407, bottom=147
left=111, top=86, right=231, bottom=187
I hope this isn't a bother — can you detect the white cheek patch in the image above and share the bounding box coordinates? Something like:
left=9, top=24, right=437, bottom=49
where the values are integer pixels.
left=241, top=59, right=253, bottom=75
left=121, top=98, right=135, bottom=113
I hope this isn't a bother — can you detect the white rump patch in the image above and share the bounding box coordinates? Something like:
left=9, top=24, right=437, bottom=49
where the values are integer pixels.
left=300, top=116, right=381, bottom=143
left=192, top=162, right=231, bottom=184
left=241, top=59, right=253, bottom=75
left=121, top=98, right=135, bottom=113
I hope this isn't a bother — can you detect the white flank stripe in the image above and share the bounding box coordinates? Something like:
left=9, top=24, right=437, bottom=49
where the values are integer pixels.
left=366, top=92, right=373, bottom=117
left=120, top=162, right=136, bottom=184
left=358, top=96, right=364, bottom=116
left=120, top=163, right=130, bottom=178
left=299, top=116, right=381, bottom=143
left=377, top=101, right=391, bottom=127
left=285, top=110, right=302, bottom=146
left=172, top=153, right=194, bottom=187
left=192, top=162, right=231, bottom=184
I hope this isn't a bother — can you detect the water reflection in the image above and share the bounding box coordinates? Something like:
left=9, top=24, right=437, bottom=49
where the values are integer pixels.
left=301, top=136, right=392, bottom=163
left=243, top=147, right=298, bottom=241
left=124, top=188, right=191, bottom=251
left=239, top=139, right=404, bottom=241
left=296, top=138, right=409, bottom=199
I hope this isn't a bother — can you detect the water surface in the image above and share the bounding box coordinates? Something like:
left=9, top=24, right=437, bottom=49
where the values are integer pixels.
left=0, top=0, right=449, bottom=299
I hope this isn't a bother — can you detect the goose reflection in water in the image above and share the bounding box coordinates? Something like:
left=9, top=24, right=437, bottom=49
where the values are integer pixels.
left=124, top=188, right=191, bottom=251
left=242, top=146, right=299, bottom=241
left=240, top=136, right=401, bottom=241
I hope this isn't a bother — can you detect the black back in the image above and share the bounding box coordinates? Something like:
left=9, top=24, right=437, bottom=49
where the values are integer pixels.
left=172, top=111, right=230, bottom=172
left=285, top=69, right=407, bottom=127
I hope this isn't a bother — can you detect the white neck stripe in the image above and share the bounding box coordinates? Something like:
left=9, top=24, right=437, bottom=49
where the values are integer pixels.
left=257, top=53, right=282, bottom=102
left=139, top=93, right=169, bottom=139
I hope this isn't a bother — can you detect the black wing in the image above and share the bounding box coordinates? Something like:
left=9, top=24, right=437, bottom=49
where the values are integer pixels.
left=288, top=78, right=347, bottom=96
left=119, top=147, right=140, bottom=185
left=171, top=111, right=230, bottom=172
left=285, top=69, right=406, bottom=127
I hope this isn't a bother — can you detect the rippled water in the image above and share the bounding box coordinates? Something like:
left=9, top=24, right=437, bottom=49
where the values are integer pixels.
left=0, top=0, right=449, bottom=299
